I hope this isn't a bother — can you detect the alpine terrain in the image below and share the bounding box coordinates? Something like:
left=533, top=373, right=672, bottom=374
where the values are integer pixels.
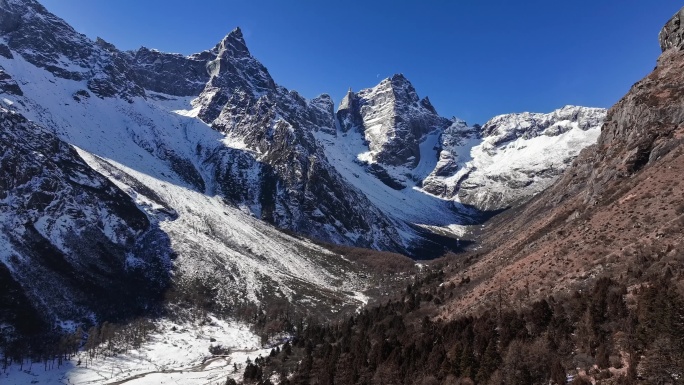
left=5, top=0, right=679, bottom=384
left=238, top=7, right=684, bottom=385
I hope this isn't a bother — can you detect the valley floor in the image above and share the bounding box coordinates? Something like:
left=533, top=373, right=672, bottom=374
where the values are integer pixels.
left=2, top=317, right=272, bottom=385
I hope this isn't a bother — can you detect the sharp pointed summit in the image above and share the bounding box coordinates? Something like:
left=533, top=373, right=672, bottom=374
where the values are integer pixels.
left=213, top=26, right=250, bottom=58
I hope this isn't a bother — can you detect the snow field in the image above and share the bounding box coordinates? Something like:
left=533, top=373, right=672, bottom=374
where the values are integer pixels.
left=2, top=317, right=273, bottom=385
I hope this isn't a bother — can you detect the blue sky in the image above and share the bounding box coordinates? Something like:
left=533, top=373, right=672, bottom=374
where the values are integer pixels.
left=40, top=0, right=681, bottom=125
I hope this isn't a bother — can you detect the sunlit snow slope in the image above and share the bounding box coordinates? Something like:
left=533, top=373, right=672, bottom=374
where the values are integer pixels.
left=424, top=106, right=607, bottom=211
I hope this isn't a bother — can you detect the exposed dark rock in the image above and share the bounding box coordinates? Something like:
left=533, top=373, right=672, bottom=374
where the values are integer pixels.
left=659, top=7, right=684, bottom=52
left=71, top=89, right=89, bottom=102
left=364, top=163, right=406, bottom=190
left=0, top=66, right=22, bottom=95
left=309, top=94, right=336, bottom=135
left=0, top=43, right=13, bottom=58
left=420, top=96, right=437, bottom=114
left=0, top=108, right=172, bottom=333
left=127, top=47, right=209, bottom=96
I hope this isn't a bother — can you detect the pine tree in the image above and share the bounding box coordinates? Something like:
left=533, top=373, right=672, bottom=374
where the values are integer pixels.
left=475, top=339, right=500, bottom=384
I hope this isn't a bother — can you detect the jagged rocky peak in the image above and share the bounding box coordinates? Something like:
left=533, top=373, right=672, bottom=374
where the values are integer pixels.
left=336, top=73, right=451, bottom=168
left=126, top=27, right=267, bottom=98
left=181, top=26, right=407, bottom=252
left=659, top=7, right=684, bottom=52
left=194, top=27, right=277, bottom=123
left=95, top=36, right=117, bottom=51
left=385, top=73, right=419, bottom=102
left=0, top=0, right=149, bottom=100
left=339, top=87, right=354, bottom=109
left=337, top=87, right=362, bottom=133
left=0, top=0, right=93, bottom=72
left=212, top=27, right=250, bottom=57
left=420, top=96, right=437, bottom=114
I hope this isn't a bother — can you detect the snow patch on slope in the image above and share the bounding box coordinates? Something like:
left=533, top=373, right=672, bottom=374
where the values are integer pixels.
left=314, top=128, right=472, bottom=228
left=433, top=106, right=607, bottom=211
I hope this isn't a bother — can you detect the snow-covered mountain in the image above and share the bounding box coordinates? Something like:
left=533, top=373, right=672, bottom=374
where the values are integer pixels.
left=336, top=74, right=452, bottom=188
left=187, top=28, right=413, bottom=252
left=0, top=0, right=378, bottom=334
left=323, top=76, right=606, bottom=219
left=316, top=74, right=475, bottom=239
left=423, top=106, right=607, bottom=210
left=0, top=0, right=607, bottom=335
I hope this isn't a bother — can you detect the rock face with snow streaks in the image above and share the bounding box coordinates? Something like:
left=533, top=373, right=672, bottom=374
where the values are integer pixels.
left=333, top=75, right=606, bottom=211
left=0, top=0, right=144, bottom=99
left=0, top=107, right=172, bottom=333
left=423, top=106, right=607, bottom=211
left=186, top=28, right=406, bottom=251
left=0, top=1, right=408, bottom=252
left=336, top=74, right=452, bottom=188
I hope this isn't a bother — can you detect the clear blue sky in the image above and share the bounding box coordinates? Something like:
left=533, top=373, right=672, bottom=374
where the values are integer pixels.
left=39, top=0, right=682, bottom=125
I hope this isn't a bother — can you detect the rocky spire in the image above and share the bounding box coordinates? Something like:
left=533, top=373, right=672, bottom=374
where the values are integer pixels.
left=336, top=87, right=363, bottom=133
left=339, top=87, right=355, bottom=110
left=213, top=27, right=250, bottom=58
left=420, top=96, right=437, bottom=114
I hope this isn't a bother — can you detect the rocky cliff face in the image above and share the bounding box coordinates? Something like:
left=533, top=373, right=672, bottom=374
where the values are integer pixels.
left=0, top=0, right=409, bottom=252
left=126, top=46, right=209, bottom=96
left=0, top=0, right=144, bottom=100
left=340, top=74, right=450, bottom=168
left=0, top=0, right=606, bottom=255
left=185, top=28, right=406, bottom=251
left=334, top=76, right=605, bottom=212
left=441, top=8, right=684, bottom=316
left=336, top=74, right=453, bottom=189
left=659, top=7, right=684, bottom=52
